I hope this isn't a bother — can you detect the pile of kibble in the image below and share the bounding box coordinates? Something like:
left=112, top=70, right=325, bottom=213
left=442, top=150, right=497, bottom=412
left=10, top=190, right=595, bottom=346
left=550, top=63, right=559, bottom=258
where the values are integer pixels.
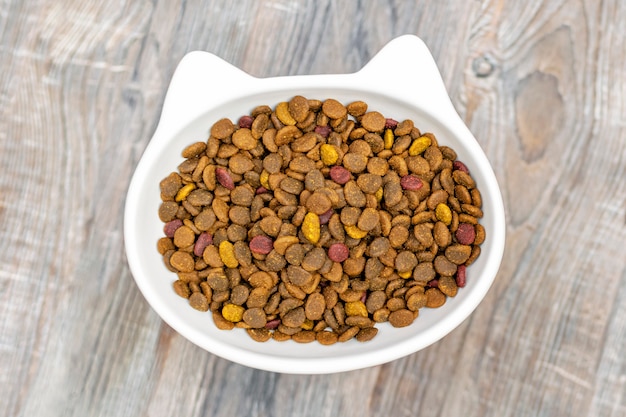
left=156, top=96, right=485, bottom=344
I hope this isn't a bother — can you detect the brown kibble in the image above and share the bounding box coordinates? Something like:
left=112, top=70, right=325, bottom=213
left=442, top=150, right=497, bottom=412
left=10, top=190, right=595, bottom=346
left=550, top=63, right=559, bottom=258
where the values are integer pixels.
left=466, top=245, right=481, bottom=266
left=306, top=191, right=332, bottom=215
left=438, top=276, right=458, bottom=297
left=322, top=99, right=347, bottom=119
left=413, top=262, right=436, bottom=284
left=344, top=181, right=366, bottom=208
left=247, top=328, right=272, bottom=342
left=282, top=306, right=306, bottom=327
left=434, top=255, right=458, bottom=276
left=304, top=292, right=326, bottom=320
left=173, top=280, right=191, bottom=299
left=338, top=326, right=360, bottom=342
left=425, top=287, right=446, bottom=308
left=287, top=265, right=313, bottom=287
left=181, top=142, right=207, bottom=158
left=413, top=223, right=434, bottom=248
left=445, top=244, right=472, bottom=265
left=383, top=181, right=403, bottom=207
left=275, top=125, right=302, bottom=146
left=189, top=292, right=209, bottom=311
left=453, top=169, right=476, bottom=189
left=395, top=251, right=417, bottom=273
left=406, top=292, right=427, bottom=311
left=474, top=223, right=486, bottom=245
left=388, top=309, right=414, bottom=328
left=301, top=247, right=326, bottom=271
left=388, top=225, right=409, bottom=248
left=169, top=251, right=195, bottom=272
left=158, top=202, right=179, bottom=223
left=316, top=330, right=339, bottom=345
left=357, top=208, right=380, bottom=232
left=292, top=330, right=316, bottom=343
left=157, top=237, right=175, bottom=255
left=346, top=100, right=368, bottom=117
left=342, top=153, right=368, bottom=173
left=173, top=225, right=195, bottom=248
left=211, top=118, right=235, bottom=139
left=361, top=111, right=386, bottom=132
left=288, top=95, right=310, bottom=122
left=243, top=307, right=267, bottom=328
left=160, top=172, right=182, bottom=199
left=433, top=221, right=452, bottom=248
left=372, top=308, right=390, bottom=323
left=247, top=287, right=270, bottom=308
left=211, top=312, right=236, bottom=331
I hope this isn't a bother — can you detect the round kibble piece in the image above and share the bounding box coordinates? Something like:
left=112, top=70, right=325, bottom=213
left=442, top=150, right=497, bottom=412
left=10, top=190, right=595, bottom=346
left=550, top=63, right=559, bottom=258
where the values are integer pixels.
left=361, top=111, right=386, bottom=132
left=426, top=288, right=446, bottom=308
left=329, top=166, right=351, bottom=184
left=306, top=192, right=332, bottom=215
left=343, top=153, right=368, bottom=173
left=211, top=118, right=235, bottom=139
left=328, top=243, right=349, bottom=262
left=173, top=225, right=195, bottom=248
left=357, top=208, right=380, bottom=231
left=400, top=175, right=423, bottom=191
left=304, top=292, right=326, bottom=321
left=249, top=235, right=273, bottom=254
left=445, top=244, right=472, bottom=265
left=243, top=307, right=267, bottom=328
left=455, top=223, right=476, bottom=245
left=189, top=292, right=209, bottom=311
left=169, top=251, right=195, bottom=272
left=395, top=251, right=417, bottom=273
left=322, top=99, right=347, bottom=119
left=388, top=309, right=414, bottom=328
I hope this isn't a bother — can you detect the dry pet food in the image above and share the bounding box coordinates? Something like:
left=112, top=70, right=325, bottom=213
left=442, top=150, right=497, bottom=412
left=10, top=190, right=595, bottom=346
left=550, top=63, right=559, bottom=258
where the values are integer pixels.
left=157, top=96, right=486, bottom=344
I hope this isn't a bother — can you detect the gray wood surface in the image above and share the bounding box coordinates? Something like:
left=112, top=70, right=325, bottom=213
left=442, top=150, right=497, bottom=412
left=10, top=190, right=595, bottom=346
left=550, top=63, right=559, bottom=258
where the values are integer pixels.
left=2, top=0, right=625, bottom=416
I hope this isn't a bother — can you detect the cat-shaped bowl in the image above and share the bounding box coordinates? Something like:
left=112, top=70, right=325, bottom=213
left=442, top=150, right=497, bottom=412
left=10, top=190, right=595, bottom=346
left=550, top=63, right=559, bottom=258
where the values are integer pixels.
left=124, top=35, right=506, bottom=374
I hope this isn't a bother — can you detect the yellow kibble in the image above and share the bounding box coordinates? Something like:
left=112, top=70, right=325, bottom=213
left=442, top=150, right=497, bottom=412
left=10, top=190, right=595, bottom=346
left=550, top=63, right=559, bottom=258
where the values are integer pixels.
left=320, top=144, right=339, bottom=165
left=259, top=170, right=270, bottom=189
left=302, top=212, right=320, bottom=244
left=408, top=136, right=432, bottom=156
left=222, top=304, right=245, bottom=322
left=276, top=101, right=297, bottom=126
left=175, top=183, right=196, bottom=202
left=435, top=203, right=452, bottom=225
left=384, top=128, right=394, bottom=149
left=344, top=224, right=368, bottom=239
left=301, top=319, right=314, bottom=330
left=345, top=301, right=368, bottom=317
left=375, top=187, right=384, bottom=202
left=398, top=270, right=413, bottom=279
left=219, top=241, right=239, bottom=268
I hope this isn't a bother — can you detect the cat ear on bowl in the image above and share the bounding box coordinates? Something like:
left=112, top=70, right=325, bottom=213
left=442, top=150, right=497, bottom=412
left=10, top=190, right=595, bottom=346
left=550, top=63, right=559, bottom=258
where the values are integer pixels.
left=356, top=35, right=459, bottom=126
left=156, top=51, right=256, bottom=141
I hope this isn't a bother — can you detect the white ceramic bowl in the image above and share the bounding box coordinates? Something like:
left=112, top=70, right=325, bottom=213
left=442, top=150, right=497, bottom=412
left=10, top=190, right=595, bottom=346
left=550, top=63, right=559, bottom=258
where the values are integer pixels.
left=124, top=35, right=506, bottom=374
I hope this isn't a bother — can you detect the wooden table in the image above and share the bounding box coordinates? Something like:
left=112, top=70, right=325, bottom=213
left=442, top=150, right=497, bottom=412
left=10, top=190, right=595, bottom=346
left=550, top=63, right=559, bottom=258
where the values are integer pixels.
left=2, top=1, right=625, bottom=416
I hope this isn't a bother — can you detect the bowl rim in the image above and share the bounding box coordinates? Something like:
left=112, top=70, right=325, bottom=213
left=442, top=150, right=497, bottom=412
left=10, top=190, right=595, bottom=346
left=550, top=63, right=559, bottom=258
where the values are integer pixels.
left=124, top=35, right=506, bottom=374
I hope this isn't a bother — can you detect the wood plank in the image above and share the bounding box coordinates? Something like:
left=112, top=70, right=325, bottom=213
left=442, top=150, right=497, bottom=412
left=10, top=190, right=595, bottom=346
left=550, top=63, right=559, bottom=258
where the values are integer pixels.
left=1, top=1, right=625, bottom=416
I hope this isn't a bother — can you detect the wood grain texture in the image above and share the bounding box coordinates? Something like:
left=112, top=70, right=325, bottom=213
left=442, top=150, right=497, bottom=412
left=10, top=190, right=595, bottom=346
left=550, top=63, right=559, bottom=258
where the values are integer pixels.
left=1, top=0, right=625, bottom=416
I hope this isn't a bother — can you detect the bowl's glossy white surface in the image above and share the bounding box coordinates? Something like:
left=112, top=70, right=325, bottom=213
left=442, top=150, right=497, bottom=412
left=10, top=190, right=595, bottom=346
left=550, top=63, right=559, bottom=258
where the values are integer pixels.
left=124, top=35, right=506, bottom=374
